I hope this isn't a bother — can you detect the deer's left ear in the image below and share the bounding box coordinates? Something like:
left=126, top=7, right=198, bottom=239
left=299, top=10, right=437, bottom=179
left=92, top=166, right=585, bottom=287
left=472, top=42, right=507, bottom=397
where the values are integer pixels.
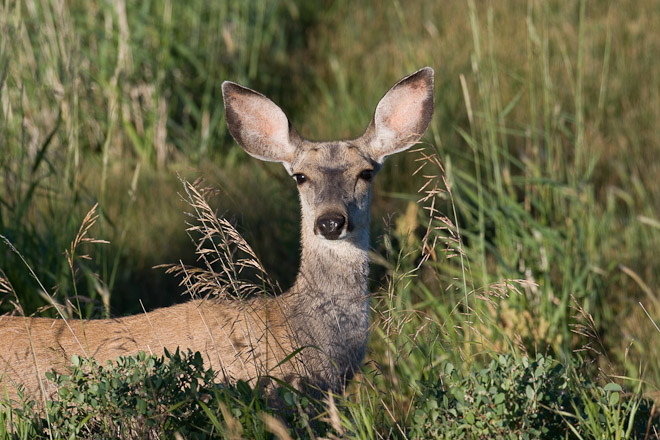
left=363, top=67, right=434, bottom=162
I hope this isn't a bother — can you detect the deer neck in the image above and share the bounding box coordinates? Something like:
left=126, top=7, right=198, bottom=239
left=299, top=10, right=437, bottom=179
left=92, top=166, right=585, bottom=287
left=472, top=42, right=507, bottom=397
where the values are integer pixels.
left=294, top=224, right=370, bottom=297
left=280, top=222, right=371, bottom=392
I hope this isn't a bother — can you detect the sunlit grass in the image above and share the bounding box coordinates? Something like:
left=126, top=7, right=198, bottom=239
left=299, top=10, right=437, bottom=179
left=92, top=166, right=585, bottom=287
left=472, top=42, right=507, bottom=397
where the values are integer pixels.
left=1, top=0, right=659, bottom=437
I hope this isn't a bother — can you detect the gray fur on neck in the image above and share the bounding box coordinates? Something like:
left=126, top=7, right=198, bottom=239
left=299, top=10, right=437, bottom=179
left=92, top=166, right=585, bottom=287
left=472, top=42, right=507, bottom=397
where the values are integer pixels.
left=285, top=231, right=371, bottom=393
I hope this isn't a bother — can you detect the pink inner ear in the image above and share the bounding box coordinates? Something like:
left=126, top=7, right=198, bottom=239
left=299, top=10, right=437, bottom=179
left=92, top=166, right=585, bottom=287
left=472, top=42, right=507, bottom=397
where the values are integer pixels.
left=384, top=84, right=426, bottom=134
left=250, top=115, right=276, bottom=137
left=238, top=96, right=289, bottom=142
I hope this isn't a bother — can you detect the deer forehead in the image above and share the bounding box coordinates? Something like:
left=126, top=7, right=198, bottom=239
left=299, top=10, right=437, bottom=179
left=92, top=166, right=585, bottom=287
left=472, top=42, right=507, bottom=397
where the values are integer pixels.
left=291, top=142, right=375, bottom=174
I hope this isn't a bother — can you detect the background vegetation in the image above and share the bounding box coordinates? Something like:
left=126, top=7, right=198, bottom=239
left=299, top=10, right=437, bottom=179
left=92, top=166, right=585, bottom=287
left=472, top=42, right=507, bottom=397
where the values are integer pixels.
left=1, top=0, right=659, bottom=437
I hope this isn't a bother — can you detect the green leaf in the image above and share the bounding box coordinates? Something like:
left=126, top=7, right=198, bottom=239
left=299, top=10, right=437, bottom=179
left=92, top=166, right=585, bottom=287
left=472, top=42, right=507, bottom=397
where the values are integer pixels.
left=609, top=391, right=620, bottom=406
left=198, top=400, right=224, bottom=432
left=522, top=356, right=529, bottom=368
left=534, top=365, right=544, bottom=379
left=525, top=385, right=535, bottom=400
left=603, top=382, right=622, bottom=393
left=137, top=398, right=147, bottom=414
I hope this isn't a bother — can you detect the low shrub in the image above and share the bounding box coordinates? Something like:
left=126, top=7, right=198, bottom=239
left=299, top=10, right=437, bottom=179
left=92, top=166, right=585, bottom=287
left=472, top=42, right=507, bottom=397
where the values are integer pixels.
left=409, top=354, right=657, bottom=439
left=1, top=350, right=324, bottom=439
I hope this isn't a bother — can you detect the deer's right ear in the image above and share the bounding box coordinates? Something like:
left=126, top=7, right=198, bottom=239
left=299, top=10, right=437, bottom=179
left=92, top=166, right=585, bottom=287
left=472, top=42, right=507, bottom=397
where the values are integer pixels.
left=222, top=81, right=299, bottom=165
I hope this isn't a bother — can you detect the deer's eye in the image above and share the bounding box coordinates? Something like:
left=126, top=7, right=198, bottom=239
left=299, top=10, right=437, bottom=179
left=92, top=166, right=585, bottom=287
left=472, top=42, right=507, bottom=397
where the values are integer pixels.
left=293, top=174, right=308, bottom=185
left=358, top=169, right=374, bottom=181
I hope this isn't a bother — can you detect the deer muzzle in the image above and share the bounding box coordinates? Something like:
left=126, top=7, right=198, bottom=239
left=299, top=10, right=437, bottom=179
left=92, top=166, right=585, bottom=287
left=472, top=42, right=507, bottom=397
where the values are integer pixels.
left=315, top=212, right=347, bottom=240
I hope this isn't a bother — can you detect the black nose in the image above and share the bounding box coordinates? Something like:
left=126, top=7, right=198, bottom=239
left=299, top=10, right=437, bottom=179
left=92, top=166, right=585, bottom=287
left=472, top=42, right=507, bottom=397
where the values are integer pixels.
left=316, top=213, right=346, bottom=240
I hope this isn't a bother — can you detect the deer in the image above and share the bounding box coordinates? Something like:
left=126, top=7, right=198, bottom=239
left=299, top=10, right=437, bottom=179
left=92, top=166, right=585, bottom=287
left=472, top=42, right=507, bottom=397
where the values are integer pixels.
left=0, top=67, right=434, bottom=405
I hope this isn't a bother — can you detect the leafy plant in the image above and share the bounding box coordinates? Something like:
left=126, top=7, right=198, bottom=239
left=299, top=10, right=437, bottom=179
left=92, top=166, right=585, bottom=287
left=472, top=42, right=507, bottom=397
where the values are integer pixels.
left=0, top=350, right=338, bottom=439
left=1, top=349, right=331, bottom=439
left=46, top=349, right=222, bottom=439
left=409, top=353, right=657, bottom=440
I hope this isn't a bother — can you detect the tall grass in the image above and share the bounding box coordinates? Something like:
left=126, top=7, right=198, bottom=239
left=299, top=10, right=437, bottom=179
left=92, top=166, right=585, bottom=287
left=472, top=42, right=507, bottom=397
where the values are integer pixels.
left=304, top=0, right=660, bottom=388
left=0, top=0, right=306, bottom=313
left=1, top=0, right=659, bottom=437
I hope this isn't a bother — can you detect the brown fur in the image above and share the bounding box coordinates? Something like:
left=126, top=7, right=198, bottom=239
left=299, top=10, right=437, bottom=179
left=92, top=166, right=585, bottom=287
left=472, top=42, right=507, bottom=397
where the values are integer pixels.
left=0, top=67, right=434, bottom=404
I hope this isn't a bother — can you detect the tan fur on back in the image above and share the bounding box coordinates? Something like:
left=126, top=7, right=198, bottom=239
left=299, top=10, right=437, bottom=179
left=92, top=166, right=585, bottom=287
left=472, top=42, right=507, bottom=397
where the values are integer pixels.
left=0, top=297, right=296, bottom=401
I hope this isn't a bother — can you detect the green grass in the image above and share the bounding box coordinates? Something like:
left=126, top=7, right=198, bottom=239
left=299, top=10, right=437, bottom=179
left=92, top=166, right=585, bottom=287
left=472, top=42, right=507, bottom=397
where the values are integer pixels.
left=1, top=0, right=660, bottom=438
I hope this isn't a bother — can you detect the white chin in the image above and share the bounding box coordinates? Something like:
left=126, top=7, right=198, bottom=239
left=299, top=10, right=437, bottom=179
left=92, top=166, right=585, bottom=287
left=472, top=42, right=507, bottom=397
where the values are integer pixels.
left=317, top=230, right=349, bottom=241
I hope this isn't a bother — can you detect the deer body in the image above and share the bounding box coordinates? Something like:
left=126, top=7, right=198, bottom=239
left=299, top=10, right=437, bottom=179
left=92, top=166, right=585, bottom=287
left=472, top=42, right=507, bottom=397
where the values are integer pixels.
left=0, top=68, right=434, bottom=404
left=1, top=297, right=300, bottom=400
